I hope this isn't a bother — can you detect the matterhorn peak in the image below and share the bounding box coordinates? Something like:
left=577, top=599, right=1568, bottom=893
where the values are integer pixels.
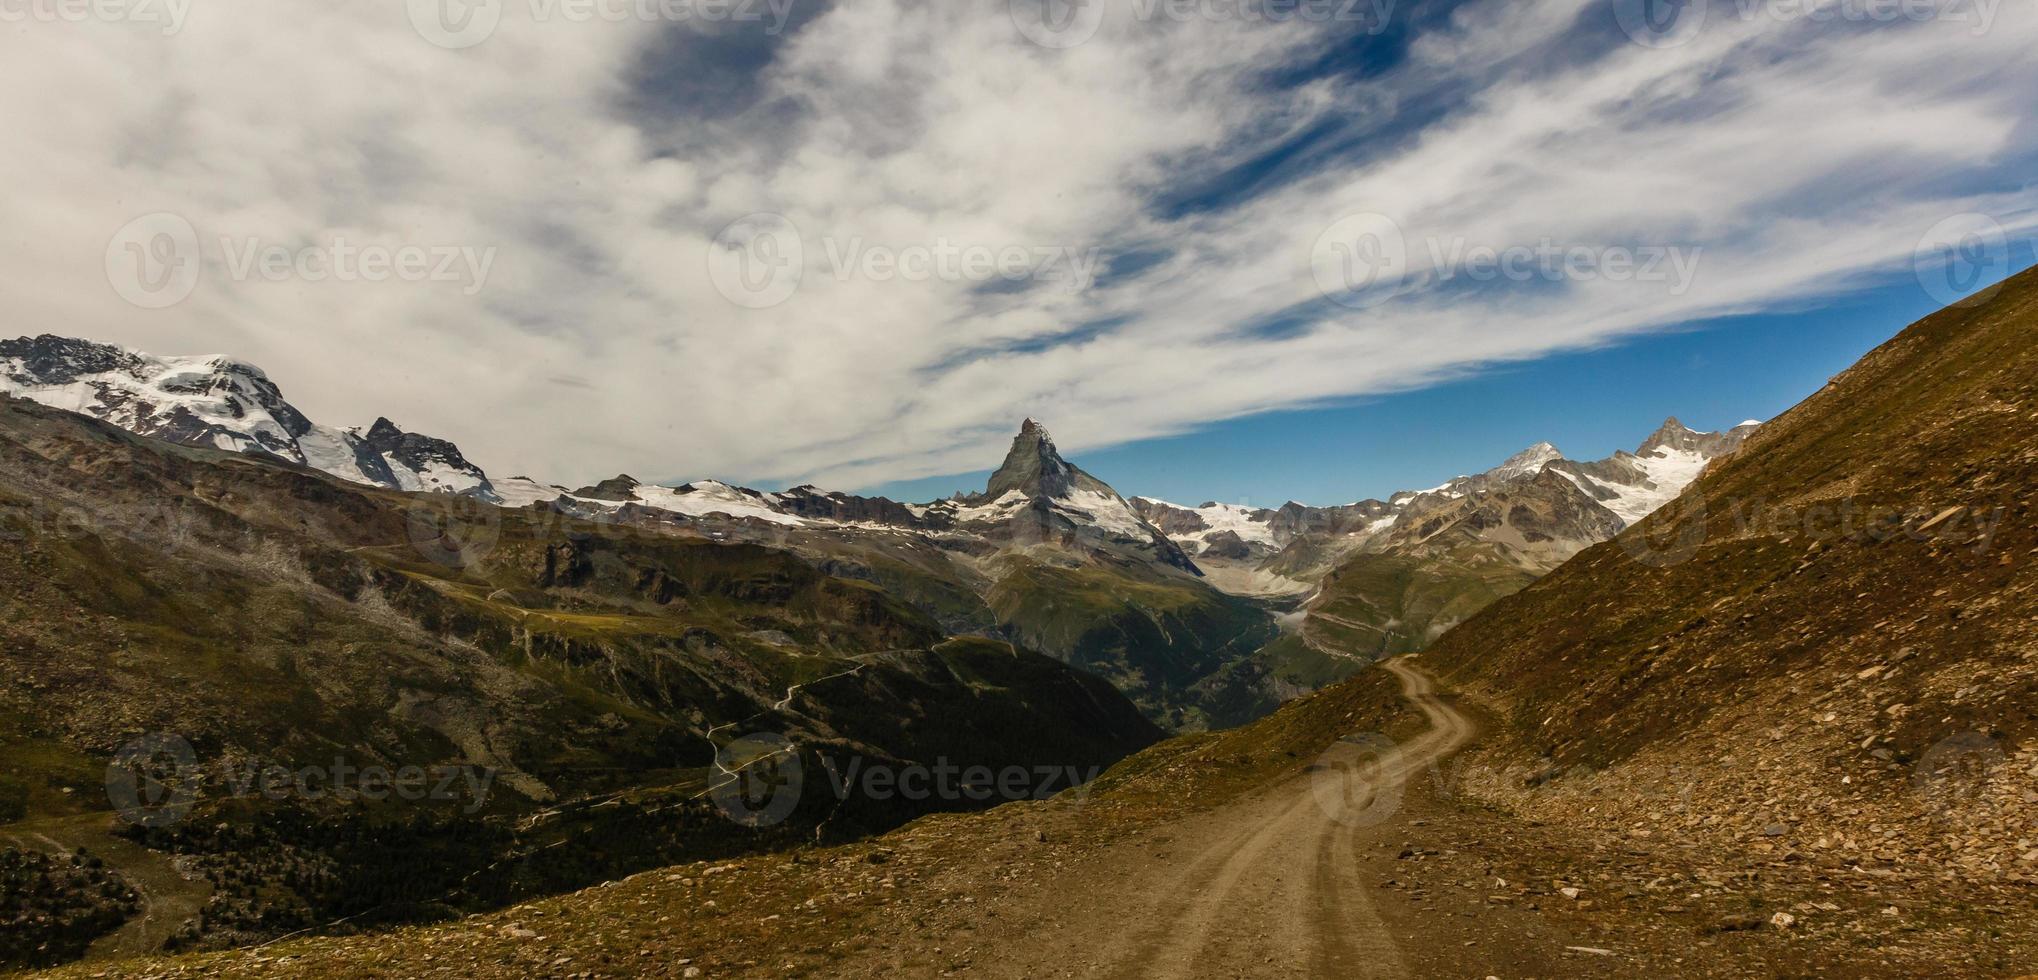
left=987, top=418, right=1079, bottom=499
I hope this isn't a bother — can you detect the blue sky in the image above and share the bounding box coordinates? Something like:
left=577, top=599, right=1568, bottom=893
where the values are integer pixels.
left=865, top=253, right=2034, bottom=506
left=11, top=1, right=2035, bottom=492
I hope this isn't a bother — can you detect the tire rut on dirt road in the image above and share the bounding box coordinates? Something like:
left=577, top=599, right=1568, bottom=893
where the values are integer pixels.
left=1063, top=656, right=1476, bottom=979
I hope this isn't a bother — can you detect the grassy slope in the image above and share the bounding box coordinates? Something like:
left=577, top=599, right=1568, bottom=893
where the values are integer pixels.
left=984, top=557, right=1279, bottom=730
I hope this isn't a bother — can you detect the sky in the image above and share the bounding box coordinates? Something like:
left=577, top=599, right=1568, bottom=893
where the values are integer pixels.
left=4, top=0, right=2035, bottom=503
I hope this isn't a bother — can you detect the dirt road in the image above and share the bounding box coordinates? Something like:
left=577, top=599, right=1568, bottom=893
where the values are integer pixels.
left=936, top=656, right=1482, bottom=979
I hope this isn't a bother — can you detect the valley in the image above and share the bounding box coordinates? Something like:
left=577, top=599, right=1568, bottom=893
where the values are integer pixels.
left=3, top=269, right=2032, bottom=975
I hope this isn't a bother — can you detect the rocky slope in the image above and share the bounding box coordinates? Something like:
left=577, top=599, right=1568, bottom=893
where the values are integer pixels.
left=544, top=421, right=1277, bottom=730
left=1422, top=263, right=2038, bottom=892
left=1133, top=417, right=1759, bottom=588
left=1150, top=419, right=1759, bottom=724
left=0, top=395, right=1160, bottom=968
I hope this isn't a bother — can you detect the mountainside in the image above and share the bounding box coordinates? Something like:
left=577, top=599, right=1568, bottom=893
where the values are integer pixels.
left=69, top=270, right=2038, bottom=980
left=1421, top=264, right=2038, bottom=886
left=0, top=335, right=493, bottom=499
left=1133, top=418, right=1759, bottom=586
left=0, top=395, right=1160, bottom=967
left=0, top=333, right=1753, bottom=735
left=541, top=421, right=1275, bottom=729
left=1137, top=419, right=1758, bottom=724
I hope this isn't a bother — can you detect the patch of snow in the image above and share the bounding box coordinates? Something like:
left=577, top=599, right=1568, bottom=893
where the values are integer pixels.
left=492, top=476, right=565, bottom=508
left=1052, top=488, right=1151, bottom=538
left=296, top=424, right=382, bottom=486
left=628, top=482, right=808, bottom=526
left=1145, top=500, right=1277, bottom=553
left=952, top=490, right=1031, bottom=525
left=1576, top=447, right=1711, bottom=526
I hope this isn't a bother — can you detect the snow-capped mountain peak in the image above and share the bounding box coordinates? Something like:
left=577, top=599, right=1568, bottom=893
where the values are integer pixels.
left=1, top=335, right=495, bottom=500
left=1484, top=441, right=1565, bottom=482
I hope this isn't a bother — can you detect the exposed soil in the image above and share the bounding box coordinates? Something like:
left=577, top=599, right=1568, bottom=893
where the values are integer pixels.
left=32, top=657, right=2028, bottom=978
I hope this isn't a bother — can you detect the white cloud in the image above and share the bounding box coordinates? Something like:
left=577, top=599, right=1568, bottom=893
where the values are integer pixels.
left=2, top=0, right=2033, bottom=492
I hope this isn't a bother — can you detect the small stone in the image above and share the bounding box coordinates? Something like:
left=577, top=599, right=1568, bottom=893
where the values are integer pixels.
left=1770, top=912, right=1796, bottom=930
left=1561, top=887, right=1583, bottom=900
left=1714, top=914, right=1766, bottom=932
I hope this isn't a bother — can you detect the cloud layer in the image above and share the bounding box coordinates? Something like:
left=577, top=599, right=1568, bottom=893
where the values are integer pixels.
left=4, top=0, right=2034, bottom=491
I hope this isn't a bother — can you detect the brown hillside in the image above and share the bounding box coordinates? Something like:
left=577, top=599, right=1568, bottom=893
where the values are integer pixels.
left=1425, top=264, right=2038, bottom=883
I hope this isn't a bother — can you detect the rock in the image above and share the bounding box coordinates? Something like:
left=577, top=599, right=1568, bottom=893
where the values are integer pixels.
left=1714, top=914, right=1766, bottom=932
left=1763, top=824, right=1789, bottom=837
left=1770, top=912, right=1796, bottom=929
left=1561, top=887, right=1583, bottom=900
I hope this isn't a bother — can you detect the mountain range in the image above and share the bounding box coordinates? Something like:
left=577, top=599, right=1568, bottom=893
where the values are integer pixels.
left=1, top=333, right=1758, bottom=732
left=1, top=333, right=1758, bottom=731
left=36, top=265, right=2036, bottom=977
